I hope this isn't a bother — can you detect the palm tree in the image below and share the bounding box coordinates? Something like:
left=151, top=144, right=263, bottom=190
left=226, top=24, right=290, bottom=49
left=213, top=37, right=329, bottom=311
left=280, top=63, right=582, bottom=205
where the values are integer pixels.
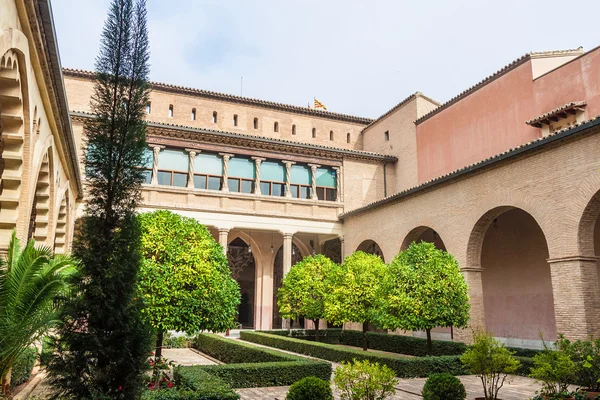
left=0, top=232, right=76, bottom=395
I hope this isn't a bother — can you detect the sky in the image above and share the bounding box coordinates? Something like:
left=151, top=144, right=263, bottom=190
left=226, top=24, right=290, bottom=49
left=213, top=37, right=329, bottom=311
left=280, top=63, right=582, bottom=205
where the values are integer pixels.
left=51, top=0, right=600, bottom=119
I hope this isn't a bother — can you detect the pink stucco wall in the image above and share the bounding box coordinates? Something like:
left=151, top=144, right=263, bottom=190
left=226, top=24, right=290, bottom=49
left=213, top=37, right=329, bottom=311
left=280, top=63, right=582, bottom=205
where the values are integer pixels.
left=416, top=47, right=600, bottom=183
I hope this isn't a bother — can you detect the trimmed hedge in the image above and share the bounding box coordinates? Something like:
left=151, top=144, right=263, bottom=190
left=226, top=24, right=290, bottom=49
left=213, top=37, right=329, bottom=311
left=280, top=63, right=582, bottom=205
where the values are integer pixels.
left=190, top=333, right=331, bottom=388
left=260, top=329, right=466, bottom=356
left=194, top=333, right=291, bottom=363
left=241, top=331, right=467, bottom=378
left=172, top=366, right=239, bottom=399
left=186, top=362, right=332, bottom=389
left=11, top=346, right=37, bottom=388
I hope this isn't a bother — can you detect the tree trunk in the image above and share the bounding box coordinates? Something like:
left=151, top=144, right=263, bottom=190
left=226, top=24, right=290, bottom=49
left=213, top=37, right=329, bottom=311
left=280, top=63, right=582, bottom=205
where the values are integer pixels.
left=426, top=328, right=432, bottom=356
left=313, top=319, right=320, bottom=342
left=1, top=367, right=12, bottom=397
left=155, top=329, right=164, bottom=360
left=362, top=322, right=368, bottom=351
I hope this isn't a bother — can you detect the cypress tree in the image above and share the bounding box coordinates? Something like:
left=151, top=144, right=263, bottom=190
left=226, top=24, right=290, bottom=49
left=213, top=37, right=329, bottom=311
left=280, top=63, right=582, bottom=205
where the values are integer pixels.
left=47, top=0, right=153, bottom=398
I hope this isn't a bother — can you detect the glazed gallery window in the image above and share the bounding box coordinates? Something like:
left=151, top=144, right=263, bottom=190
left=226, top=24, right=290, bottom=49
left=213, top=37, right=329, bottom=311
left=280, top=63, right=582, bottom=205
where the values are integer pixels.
left=259, top=161, right=285, bottom=196
left=194, top=152, right=223, bottom=190
left=141, top=147, right=154, bottom=184
left=227, top=157, right=255, bottom=193
left=315, top=167, right=337, bottom=201
left=289, top=164, right=311, bottom=199
left=157, top=149, right=188, bottom=187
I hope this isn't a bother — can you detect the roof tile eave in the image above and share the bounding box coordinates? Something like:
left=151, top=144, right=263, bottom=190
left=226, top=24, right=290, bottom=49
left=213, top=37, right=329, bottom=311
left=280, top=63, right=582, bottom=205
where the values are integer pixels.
left=70, top=110, right=397, bottom=162
left=62, top=68, right=374, bottom=125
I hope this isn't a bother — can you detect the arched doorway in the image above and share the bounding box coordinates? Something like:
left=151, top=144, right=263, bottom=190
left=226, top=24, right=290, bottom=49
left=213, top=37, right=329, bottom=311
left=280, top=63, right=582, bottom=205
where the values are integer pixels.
left=401, top=226, right=446, bottom=251
left=28, top=151, right=53, bottom=244
left=323, top=237, right=342, bottom=263
left=272, top=243, right=302, bottom=329
left=227, top=237, right=256, bottom=329
left=471, top=207, right=556, bottom=345
left=356, top=239, right=384, bottom=261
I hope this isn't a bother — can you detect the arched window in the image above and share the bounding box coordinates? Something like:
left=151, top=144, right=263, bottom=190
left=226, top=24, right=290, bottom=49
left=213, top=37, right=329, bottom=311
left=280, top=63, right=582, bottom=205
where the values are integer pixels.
left=168, top=104, right=174, bottom=118
left=253, top=118, right=258, bottom=129
left=274, top=122, right=279, bottom=132
left=233, top=114, right=238, bottom=126
left=312, top=128, right=316, bottom=138
left=191, top=108, right=196, bottom=120
left=212, top=111, right=217, bottom=123
left=329, top=130, right=334, bottom=141
left=292, top=124, right=296, bottom=135
left=347, top=133, right=351, bottom=143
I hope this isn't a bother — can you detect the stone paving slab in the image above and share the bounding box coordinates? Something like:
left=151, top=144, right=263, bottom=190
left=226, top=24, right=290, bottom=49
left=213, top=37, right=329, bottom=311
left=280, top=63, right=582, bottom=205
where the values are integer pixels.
left=162, top=348, right=217, bottom=366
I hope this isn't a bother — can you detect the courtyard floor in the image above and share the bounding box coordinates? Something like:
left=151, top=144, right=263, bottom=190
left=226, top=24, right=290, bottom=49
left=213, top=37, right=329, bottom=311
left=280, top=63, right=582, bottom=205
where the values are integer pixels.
left=20, top=343, right=547, bottom=399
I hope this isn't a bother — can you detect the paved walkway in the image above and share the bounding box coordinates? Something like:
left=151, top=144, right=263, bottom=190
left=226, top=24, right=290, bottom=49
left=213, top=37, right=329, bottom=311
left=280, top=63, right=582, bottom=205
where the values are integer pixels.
left=162, top=348, right=217, bottom=366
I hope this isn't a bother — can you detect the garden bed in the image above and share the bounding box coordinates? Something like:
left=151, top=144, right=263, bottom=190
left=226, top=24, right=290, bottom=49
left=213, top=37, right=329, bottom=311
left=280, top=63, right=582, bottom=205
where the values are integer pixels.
left=186, top=333, right=331, bottom=388
left=240, top=331, right=468, bottom=378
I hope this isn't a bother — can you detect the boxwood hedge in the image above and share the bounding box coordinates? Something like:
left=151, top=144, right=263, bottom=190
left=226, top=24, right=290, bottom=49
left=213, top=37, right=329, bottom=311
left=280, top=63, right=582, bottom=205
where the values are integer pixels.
left=189, top=333, right=331, bottom=388
left=260, top=329, right=466, bottom=356
left=241, top=331, right=467, bottom=378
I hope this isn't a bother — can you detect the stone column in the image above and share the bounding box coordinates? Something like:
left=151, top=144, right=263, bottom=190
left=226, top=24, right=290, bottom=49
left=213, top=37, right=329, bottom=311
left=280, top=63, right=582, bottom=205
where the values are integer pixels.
left=455, top=267, right=486, bottom=343
left=339, top=236, right=345, bottom=261
left=282, top=232, right=294, bottom=329
left=150, top=145, right=164, bottom=185
left=218, top=228, right=230, bottom=255
left=548, top=255, right=600, bottom=340
left=332, top=166, right=342, bottom=202
left=219, top=153, right=233, bottom=192
left=283, top=161, right=296, bottom=198
left=252, top=157, right=265, bottom=195
left=308, top=164, right=320, bottom=200
left=185, top=149, right=198, bottom=189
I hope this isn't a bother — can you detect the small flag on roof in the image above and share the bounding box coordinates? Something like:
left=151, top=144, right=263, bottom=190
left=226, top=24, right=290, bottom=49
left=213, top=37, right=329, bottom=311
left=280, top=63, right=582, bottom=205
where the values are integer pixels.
left=314, top=98, right=327, bottom=110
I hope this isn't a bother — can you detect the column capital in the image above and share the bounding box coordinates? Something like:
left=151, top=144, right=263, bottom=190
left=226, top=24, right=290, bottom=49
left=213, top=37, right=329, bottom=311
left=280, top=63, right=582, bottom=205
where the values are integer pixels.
left=282, top=160, right=296, bottom=166
left=251, top=156, right=266, bottom=162
left=219, top=153, right=234, bottom=159
left=185, top=148, right=200, bottom=155
left=332, top=166, right=341, bottom=171
left=280, top=231, right=295, bottom=238
left=547, top=255, right=599, bottom=264
left=150, top=144, right=165, bottom=150
left=308, top=163, right=321, bottom=169
left=218, top=227, right=230, bottom=234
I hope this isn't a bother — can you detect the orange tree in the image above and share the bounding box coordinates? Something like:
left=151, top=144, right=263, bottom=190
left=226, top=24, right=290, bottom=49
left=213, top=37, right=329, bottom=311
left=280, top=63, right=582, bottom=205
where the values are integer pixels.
left=324, top=251, right=387, bottom=351
left=378, top=242, right=470, bottom=355
left=137, top=210, right=240, bottom=359
left=278, top=255, right=336, bottom=341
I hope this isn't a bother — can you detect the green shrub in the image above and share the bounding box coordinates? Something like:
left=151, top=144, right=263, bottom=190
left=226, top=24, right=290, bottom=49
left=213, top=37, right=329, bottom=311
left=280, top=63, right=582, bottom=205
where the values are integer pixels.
left=285, top=376, right=333, bottom=400
left=39, top=336, right=53, bottom=367
left=173, top=366, right=239, bottom=399
left=142, top=388, right=239, bottom=400
left=11, top=346, right=38, bottom=388
left=460, top=331, right=520, bottom=400
left=194, top=333, right=292, bottom=363
left=258, top=329, right=466, bottom=356
left=422, top=373, right=466, bottom=400
left=241, top=331, right=467, bottom=378
left=163, top=333, right=190, bottom=349
left=334, top=359, right=396, bottom=400
left=187, top=334, right=331, bottom=388
left=182, top=362, right=331, bottom=389
left=530, top=338, right=578, bottom=397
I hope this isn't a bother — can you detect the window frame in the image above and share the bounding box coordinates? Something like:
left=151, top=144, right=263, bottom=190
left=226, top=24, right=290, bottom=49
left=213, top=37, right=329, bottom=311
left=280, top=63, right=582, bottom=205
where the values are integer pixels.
left=193, top=173, right=223, bottom=191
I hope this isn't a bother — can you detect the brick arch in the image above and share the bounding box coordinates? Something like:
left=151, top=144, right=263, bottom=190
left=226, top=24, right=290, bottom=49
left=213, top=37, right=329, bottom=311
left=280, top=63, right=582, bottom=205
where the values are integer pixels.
left=400, top=225, right=447, bottom=252
left=577, top=174, right=600, bottom=257
left=0, top=32, right=32, bottom=248
left=356, top=239, right=385, bottom=262
left=27, top=147, right=55, bottom=245
left=53, top=186, right=70, bottom=254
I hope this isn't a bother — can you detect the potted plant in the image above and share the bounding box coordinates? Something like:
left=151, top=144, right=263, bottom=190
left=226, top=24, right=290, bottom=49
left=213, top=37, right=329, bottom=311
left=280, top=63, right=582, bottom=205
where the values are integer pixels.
left=460, top=330, right=520, bottom=400
left=530, top=337, right=578, bottom=400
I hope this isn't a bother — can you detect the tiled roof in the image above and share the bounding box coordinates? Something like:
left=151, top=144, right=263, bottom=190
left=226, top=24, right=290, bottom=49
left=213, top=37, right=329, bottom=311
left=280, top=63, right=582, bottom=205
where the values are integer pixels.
left=526, top=101, right=586, bottom=127
left=70, top=111, right=397, bottom=162
left=340, top=115, right=600, bottom=219
left=62, top=68, right=373, bottom=125
left=414, top=48, right=584, bottom=125
left=361, top=92, right=440, bottom=132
